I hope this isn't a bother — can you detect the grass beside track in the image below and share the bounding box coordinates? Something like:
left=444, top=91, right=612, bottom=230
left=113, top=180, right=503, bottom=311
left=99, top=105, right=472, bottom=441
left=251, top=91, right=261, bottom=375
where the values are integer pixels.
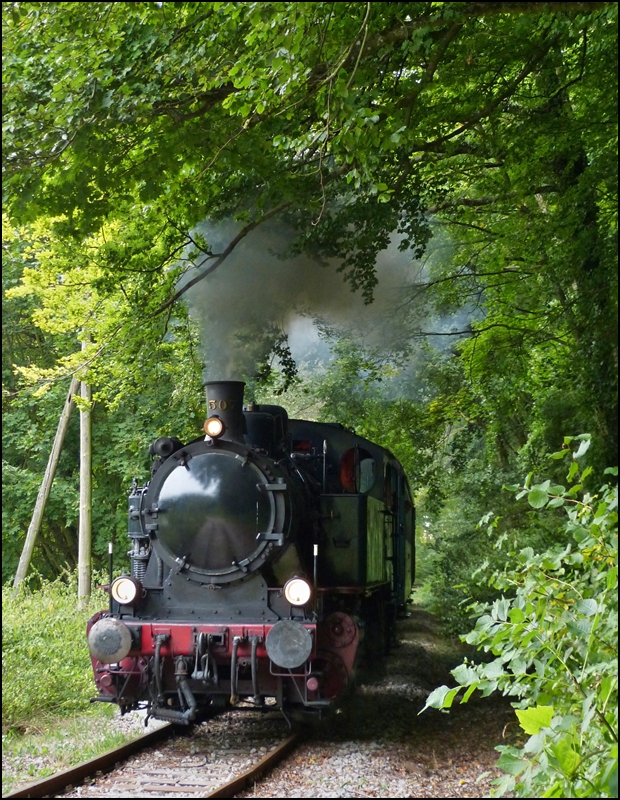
left=1, top=703, right=149, bottom=796
left=1, top=574, right=148, bottom=796
left=2, top=574, right=109, bottom=734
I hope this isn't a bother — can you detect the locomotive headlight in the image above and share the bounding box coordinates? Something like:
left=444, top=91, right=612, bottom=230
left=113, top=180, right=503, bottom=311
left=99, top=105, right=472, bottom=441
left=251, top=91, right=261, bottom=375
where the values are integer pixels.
left=111, top=575, right=141, bottom=605
left=204, top=416, right=225, bottom=438
left=283, top=577, right=312, bottom=606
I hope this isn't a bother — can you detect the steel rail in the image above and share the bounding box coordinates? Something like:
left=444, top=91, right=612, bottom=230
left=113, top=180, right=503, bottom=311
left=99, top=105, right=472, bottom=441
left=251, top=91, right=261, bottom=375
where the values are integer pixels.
left=4, top=723, right=173, bottom=799
left=205, top=731, right=300, bottom=798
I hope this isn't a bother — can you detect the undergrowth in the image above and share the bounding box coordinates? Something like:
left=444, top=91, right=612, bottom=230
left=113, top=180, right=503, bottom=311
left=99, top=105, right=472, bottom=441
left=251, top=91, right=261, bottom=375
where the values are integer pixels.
left=422, top=436, right=618, bottom=798
left=2, top=571, right=108, bottom=733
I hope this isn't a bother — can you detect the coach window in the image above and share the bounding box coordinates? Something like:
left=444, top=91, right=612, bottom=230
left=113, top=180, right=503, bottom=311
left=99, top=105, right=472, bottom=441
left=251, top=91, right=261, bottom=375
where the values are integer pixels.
left=340, top=447, right=375, bottom=493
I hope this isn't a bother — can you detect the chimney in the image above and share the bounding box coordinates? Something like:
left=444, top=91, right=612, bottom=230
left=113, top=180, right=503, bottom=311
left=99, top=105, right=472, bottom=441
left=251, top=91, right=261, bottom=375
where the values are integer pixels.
left=204, top=381, right=246, bottom=443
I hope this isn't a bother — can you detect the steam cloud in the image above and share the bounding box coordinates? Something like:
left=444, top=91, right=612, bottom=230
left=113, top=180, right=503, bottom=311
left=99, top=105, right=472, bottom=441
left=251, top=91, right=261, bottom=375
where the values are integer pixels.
left=182, top=219, right=463, bottom=387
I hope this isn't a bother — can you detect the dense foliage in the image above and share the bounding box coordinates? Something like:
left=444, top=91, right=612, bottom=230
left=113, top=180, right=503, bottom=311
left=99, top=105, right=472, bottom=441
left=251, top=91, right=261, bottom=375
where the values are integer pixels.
left=3, top=2, right=616, bottom=427
left=2, top=9, right=617, bottom=796
left=2, top=218, right=205, bottom=581
left=2, top=573, right=108, bottom=731
left=3, top=2, right=616, bottom=580
left=423, top=441, right=618, bottom=798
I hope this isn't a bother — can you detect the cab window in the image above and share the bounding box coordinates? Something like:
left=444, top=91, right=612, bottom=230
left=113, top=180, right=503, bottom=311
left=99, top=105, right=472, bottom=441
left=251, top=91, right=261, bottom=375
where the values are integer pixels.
left=340, top=447, right=375, bottom=493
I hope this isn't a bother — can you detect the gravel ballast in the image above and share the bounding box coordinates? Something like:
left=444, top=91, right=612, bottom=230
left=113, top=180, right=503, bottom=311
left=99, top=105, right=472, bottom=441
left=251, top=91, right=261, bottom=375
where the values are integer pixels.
left=4, top=608, right=516, bottom=798
left=239, top=607, right=516, bottom=798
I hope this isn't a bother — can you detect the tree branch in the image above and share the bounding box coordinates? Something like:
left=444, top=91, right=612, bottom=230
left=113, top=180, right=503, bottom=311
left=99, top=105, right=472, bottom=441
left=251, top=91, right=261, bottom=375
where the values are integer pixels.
left=420, top=34, right=559, bottom=151
left=403, top=21, right=465, bottom=127
left=152, top=84, right=236, bottom=122
left=413, top=322, right=569, bottom=346
left=355, top=3, right=609, bottom=65
left=426, top=185, right=558, bottom=214
left=149, top=4, right=607, bottom=126
left=152, top=202, right=291, bottom=316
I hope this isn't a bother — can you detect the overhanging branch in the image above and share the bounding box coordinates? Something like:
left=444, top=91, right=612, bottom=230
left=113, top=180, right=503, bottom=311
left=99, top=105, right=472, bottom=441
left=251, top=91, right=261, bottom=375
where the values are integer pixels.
left=152, top=202, right=291, bottom=316
left=414, top=322, right=569, bottom=345
left=426, top=185, right=558, bottom=214
left=356, top=2, right=609, bottom=64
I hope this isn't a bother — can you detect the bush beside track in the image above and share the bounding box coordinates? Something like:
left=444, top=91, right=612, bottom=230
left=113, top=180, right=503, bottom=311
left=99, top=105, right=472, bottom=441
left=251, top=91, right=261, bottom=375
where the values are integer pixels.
left=2, top=572, right=108, bottom=733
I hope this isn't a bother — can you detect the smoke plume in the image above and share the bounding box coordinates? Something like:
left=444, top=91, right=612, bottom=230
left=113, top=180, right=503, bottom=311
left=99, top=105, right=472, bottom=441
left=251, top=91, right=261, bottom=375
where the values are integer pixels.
left=183, top=218, right=464, bottom=388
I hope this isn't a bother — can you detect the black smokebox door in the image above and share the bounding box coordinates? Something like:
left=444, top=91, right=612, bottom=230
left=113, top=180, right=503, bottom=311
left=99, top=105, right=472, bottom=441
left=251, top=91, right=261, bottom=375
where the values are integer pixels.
left=156, top=451, right=272, bottom=571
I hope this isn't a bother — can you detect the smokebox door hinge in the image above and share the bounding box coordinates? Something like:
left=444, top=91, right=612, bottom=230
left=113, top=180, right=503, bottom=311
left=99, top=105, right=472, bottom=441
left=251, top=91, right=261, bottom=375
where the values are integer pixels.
left=256, top=532, right=284, bottom=546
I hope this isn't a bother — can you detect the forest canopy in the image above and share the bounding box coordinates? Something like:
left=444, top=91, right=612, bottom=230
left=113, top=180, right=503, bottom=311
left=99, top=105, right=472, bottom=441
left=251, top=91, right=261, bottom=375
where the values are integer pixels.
left=2, top=0, right=617, bottom=576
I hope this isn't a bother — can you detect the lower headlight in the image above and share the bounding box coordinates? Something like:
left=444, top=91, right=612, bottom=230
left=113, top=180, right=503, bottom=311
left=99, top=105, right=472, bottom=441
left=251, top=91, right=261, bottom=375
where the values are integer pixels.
left=111, top=575, right=141, bottom=605
left=283, top=577, right=312, bottom=606
left=88, top=617, right=133, bottom=664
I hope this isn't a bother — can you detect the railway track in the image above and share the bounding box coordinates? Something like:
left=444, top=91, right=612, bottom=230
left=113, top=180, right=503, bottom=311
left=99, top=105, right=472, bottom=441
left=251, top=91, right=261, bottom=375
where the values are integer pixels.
left=4, top=723, right=172, bottom=799
left=6, top=710, right=299, bottom=799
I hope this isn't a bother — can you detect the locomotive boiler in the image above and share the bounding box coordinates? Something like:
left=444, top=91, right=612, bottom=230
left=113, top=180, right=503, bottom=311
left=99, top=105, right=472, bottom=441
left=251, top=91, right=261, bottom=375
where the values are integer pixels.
left=87, top=381, right=415, bottom=724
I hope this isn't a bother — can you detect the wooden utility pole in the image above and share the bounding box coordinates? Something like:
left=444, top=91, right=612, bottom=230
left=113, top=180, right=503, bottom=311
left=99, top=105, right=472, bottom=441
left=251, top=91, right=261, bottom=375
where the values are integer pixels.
left=78, top=361, right=92, bottom=608
left=13, top=376, right=80, bottom=590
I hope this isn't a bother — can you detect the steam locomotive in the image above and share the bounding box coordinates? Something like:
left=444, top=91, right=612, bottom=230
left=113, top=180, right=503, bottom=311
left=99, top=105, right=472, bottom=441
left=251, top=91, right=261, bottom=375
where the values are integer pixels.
left=87, top=381, right=415, bottom=724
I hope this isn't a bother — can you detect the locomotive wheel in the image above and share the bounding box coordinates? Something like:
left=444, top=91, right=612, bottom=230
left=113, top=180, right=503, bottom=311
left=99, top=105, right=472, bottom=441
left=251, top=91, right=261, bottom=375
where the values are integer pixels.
left=362, top=597, right=390, bottom=658
left=324, top=612, right=357, bottom=648
left=312, top=649, right=350, bottom=699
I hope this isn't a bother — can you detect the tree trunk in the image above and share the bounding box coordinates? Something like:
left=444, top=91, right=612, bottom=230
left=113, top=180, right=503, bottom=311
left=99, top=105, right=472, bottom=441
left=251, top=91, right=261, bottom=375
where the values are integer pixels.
left=13, top=377, right=79, bottom=590
left=78, top=377, right=92, bottom=608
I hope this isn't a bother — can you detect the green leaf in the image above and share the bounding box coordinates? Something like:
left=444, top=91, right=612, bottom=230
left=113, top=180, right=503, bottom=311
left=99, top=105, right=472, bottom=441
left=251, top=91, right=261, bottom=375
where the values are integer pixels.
left=566, top=618, right=592, bottom=636
left=452, top=663, right=479, bottom=685
left=490, top=774, right=516, bottom=795
left=528, top=487, right=549, bottom=508
left=509, top=607, right=525, bottom=623
left=482, top=659, right=505, bottom=679
left=442, top=686, right=460, bottom=708
left=552, top=736, right=580, bottom=777
left=420, top=684, right=452, bottom=711
left=575, top=598, right=598, bottom=616
left=515, top=705, right=554, bottom=735
left=493, top=597, right=511, bottom=621
left=542, top=780, right=567, bottom=797
left=496, top=750, right=528, bottom=776
left=547, top=497, right=565, bottom=507
left=599, top=675, right=615, bottom=706
left=461, top=682, right=479, bottom=703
